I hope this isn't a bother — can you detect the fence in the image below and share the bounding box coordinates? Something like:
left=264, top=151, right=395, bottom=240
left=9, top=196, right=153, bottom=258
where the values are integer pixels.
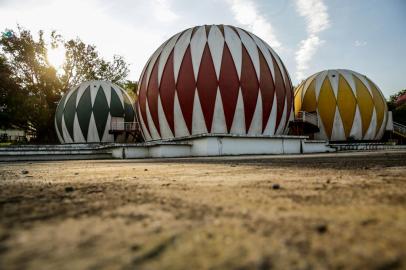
left=393, top=122, right=406, bottom=136
left=110, top=119, right=140, bottom=132
left=296, top=111, right=318, bottom=127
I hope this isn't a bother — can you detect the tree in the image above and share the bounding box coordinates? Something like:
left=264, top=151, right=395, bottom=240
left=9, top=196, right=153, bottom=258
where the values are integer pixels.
left=387, top=89, right=406, bottom=126
left=0, top=55, right=28, bottom=129
left=121, top=80, right=138, bottom=101
left=61, top=37, right=129, bottom=90
left=0, top=26, right=130, bottom=142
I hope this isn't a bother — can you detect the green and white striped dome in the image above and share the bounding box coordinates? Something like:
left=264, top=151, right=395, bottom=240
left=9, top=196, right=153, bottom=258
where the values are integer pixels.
left=55, top=81, right=135, bottom=143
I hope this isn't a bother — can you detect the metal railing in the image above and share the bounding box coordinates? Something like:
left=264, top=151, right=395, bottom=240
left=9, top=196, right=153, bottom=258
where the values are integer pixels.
left=110, top=121, right=140, bottom=132
left=329, top=142, right=398, bottom=151
left=393, top=122, right=406, bottom=136
left=296, top=111, right=319, bottom=127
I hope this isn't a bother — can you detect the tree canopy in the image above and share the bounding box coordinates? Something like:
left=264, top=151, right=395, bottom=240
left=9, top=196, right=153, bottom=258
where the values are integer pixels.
left=388, top=89, right=406, bottom=126
left=0, top=26, right=134, bottom=142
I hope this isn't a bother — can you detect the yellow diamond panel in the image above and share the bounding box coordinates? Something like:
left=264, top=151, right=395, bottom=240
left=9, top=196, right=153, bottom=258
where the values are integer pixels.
left=337, top=75, right=356, bottom=138
left=368, top=78, right=386, bottom=136
left=302, top=79, right=317, bottom=113
left=354, top=75, right=374, bottom=137
left=294, top=83, right=304, bottom=116
left=317, top=77, right=336, bottom=139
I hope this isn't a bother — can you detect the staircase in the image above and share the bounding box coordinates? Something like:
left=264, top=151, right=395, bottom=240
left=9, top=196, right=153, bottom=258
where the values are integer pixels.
left=289, top=111, right=320, bottom=136
left=393, top=122, right=406, bottom=138
left=296, top=111, right=319, bottom=127
left=109, top=117, right=143, bottom=142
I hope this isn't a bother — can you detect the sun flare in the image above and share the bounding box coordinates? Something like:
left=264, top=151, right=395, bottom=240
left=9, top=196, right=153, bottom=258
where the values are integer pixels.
left=47, top=47, right=65, bottom=71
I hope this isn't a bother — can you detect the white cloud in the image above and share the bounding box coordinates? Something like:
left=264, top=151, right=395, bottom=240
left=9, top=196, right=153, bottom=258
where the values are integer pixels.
left=354, top=40, right=367, bottom=47
left=152, top=0, right=179, bottom=22
left=227, top=0, right=281, bottom=49
left=295, top=0, right=330, bottom=81
left=295, top=35, right=324, bottom=80
left=296, top=0, right=330, bottom=34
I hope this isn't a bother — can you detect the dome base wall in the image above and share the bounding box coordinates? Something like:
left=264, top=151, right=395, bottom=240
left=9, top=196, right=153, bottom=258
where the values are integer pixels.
left=111, top=134, right=335, bottom=158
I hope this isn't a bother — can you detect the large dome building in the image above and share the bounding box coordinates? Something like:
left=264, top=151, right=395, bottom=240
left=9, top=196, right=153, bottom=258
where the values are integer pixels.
left=55, top=81, right=135, bottom=143
left=136, top=24, right=293, bottom=141
left=294, top=69, right=388, bottom=141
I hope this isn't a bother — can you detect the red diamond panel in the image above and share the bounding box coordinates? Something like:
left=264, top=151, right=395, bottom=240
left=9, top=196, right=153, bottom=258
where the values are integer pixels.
left=138, top=64, right=151, bottom=136
left=176, top=45, right=196, bottom=134
left=271, top=53, right=286, bottom=132
left=240, top=46, right=259, bottom=133
left=159, top=50, right=176, bottom=135
left=281, top=62, right=292, bottom=128
left=147, top=58, right=160, bottom=136
left=258, top=50, right=275, bottom=132
left=197, top=44, right=218, bottom=132
left=219, top=43, right=240, bottom=132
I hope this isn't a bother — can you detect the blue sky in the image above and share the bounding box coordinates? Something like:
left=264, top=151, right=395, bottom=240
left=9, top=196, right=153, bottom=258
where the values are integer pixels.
left=0, top=0, right=405, bottom=97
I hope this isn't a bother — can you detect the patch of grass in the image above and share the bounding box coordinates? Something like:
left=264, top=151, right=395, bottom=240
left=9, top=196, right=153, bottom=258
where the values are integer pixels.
left=0, top=142, right=12, bottom=147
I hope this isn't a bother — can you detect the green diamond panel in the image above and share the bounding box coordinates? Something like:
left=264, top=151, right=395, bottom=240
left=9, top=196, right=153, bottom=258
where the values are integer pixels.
left=93, top=86, right=109, bottom=140
left=110, top=87, right=124, bottom=117
left=76, top=86, right=92, bottom=140
left=123, top=94, right=135, bottom=122
left=55, top=91, right=68, bottom=139
left=63, top=88, right=79, bottom=141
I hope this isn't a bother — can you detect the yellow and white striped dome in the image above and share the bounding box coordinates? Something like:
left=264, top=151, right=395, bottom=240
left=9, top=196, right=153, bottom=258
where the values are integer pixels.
left=294, top=69, right=388, bottom=141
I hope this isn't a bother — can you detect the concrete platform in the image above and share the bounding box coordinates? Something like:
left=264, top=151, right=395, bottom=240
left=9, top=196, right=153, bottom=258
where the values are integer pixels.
left=0, top=144, right=113, bottom=161
left=0, top=135, right=336, bottom=161
left=111, top=134, right=335, bottom=159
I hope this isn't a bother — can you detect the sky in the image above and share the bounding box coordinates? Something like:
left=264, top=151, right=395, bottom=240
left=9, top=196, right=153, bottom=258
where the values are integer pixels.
left=0, top=0, right=405, bottom=98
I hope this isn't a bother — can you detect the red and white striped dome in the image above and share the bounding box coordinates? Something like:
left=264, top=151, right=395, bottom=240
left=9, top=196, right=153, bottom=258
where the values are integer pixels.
left=136, top=24, right=293, bottom=141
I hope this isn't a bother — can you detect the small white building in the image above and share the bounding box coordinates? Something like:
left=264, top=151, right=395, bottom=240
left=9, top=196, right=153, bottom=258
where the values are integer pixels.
left=0, top=129, right=28, bottom=142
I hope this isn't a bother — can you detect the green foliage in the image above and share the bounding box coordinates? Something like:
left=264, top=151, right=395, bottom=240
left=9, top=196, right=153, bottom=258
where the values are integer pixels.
left=387, top=89, right=406, bottom=125
left=61, top=39, right=129, bottom=90
left=388, top=89, right=406, bottom=105
left=0, top=55, right=29, bottom=129
left=393, top=104, right=406, bottom=125
left=121, top=80, right=138, bottom=101
left=0, top=26, right=130, bottom=142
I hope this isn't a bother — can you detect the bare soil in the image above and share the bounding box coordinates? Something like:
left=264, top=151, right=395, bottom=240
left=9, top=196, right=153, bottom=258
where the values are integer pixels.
left=0, top=151, right=406, bottom=270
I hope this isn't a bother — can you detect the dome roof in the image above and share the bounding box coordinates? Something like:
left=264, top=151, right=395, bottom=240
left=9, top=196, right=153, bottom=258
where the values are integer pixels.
left=294, top=69, right=388, bottom=141
left=55, top=80, right=135, bottom=143
left=136, top=24, right=293, bottom=141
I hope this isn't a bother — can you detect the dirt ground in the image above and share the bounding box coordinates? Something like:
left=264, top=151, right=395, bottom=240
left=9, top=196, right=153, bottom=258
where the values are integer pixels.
left=0, top=151, right=405, bottom=270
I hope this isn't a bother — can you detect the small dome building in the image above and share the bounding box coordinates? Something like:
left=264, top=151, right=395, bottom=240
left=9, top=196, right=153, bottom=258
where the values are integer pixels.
left=294, top=69, right=388, bottom=141
left=136, top=24, right=293, bottom=141
left=55, top=80, right=135, bottom=143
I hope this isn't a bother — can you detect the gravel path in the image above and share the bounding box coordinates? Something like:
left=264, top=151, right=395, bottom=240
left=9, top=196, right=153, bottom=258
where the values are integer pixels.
left=1, top=151, right=405, bottom=270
